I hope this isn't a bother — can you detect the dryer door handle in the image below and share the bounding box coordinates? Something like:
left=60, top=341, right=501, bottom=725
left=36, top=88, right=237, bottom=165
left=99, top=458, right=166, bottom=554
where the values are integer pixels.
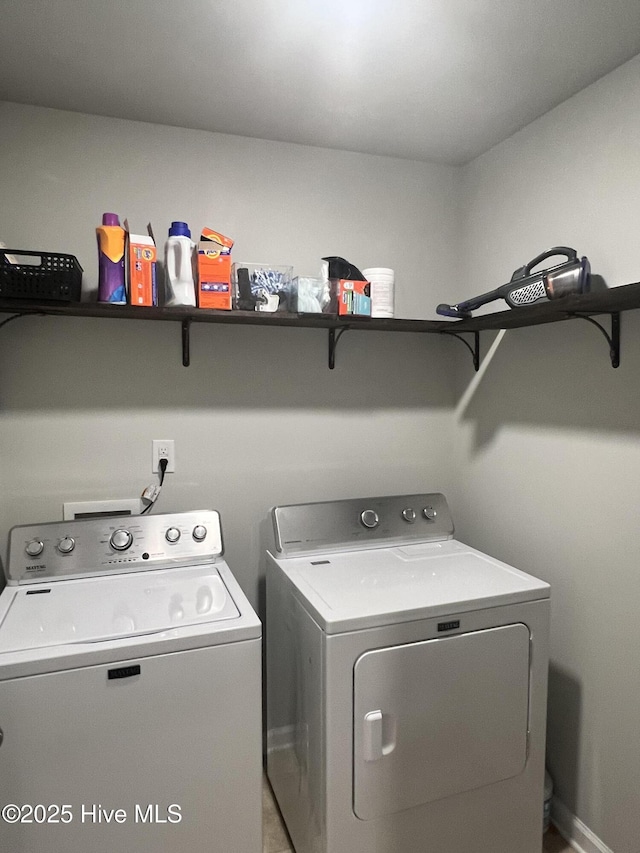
left=363, top=710, right=383, bottom=761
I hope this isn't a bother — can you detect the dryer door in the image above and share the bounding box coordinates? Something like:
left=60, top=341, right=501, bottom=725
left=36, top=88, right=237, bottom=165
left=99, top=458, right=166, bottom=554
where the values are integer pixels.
left=353, top=623, right=530, bottom=820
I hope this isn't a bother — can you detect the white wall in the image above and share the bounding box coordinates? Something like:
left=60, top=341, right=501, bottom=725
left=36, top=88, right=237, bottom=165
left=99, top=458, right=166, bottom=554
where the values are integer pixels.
left=0, top=102, right=461, bottom=607
left=455, top=54, right=640, bottom=853
left=4, top=53, right=639, bottom=850
left=0, top=102, right=459, bottom=317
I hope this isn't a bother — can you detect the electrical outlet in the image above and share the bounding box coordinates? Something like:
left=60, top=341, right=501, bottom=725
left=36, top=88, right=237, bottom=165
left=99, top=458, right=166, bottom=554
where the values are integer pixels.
left=152, top=439, right=175, bottom=473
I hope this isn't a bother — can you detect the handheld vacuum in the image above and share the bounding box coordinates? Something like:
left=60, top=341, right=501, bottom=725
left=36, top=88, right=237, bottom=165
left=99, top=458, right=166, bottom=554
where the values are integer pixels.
left=437, top=246, right=590, bottom=319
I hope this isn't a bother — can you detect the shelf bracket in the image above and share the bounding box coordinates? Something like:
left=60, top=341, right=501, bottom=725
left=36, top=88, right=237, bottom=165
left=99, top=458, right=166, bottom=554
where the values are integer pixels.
left=328, top=326, right=350, bottom=370
left=441, top=330, right=480, bottom=372
left=182, top=319, right=191, bottom=367
left=570, top=312, right=620, bottom=368
left=0, top=312, right=33, bottom=331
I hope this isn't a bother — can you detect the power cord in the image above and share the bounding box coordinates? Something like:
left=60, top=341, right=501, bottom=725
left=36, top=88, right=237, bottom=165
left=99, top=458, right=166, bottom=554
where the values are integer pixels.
left=140, top=457, right=168, bottom=514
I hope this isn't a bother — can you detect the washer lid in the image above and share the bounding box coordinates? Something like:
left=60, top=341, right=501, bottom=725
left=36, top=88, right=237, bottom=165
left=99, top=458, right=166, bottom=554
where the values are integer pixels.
left=0, top=565, right=240, bottom=654
left=270, top=539, right=549, bottom=633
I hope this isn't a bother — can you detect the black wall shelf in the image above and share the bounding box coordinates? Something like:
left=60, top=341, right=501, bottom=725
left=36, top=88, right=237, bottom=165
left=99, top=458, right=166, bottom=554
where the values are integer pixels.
left=1, top=281, right=639, bottom=369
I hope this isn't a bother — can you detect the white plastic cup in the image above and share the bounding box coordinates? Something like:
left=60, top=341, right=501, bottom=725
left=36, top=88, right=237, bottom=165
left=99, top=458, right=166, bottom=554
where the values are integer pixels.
left=362, top=267, right=395, bottom=318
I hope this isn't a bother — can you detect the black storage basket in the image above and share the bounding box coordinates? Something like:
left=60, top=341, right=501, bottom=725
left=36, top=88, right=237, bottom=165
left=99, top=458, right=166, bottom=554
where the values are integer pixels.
left=0, top=249, right=83, bottom=302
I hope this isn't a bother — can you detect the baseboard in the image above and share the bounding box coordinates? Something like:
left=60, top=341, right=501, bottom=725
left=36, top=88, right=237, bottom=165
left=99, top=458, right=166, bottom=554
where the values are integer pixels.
left=552, top=797, right=614, bottom=853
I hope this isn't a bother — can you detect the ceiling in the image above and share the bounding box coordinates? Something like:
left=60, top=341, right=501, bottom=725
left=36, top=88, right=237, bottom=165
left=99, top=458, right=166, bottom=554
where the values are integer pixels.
left=2, top=0, right=640, bottom=165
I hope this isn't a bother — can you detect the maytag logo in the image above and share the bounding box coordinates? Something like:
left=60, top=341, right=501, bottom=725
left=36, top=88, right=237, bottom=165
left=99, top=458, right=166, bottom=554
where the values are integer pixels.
left=25, top=564, right=46, bottom=572
left=438, top=620, right=460, bottom=632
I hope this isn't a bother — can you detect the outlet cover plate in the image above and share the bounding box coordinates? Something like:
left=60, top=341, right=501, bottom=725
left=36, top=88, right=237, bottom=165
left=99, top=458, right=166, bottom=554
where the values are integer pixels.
left=152, top=439, right=175, bottom=473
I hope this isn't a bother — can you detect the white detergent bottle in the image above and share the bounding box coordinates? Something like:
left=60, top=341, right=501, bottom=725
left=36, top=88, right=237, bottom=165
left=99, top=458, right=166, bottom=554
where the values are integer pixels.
left=164, top=221, right=196, bottom=306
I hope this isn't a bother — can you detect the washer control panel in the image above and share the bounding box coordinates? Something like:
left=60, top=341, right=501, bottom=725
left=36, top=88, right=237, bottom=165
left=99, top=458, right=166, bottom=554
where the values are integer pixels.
left=274, top=493, right=453, bottom=557
left=7, top=510, right=223, bottom=585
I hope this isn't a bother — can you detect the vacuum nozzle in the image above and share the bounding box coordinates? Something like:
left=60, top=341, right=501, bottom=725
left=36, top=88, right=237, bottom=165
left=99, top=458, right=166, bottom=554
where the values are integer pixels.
left=436, top=303, right=472, bottom=319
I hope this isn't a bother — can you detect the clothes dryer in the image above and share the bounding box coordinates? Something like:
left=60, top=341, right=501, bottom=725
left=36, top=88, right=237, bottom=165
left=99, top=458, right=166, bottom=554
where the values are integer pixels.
left=266, top=493, right=549, bottom=853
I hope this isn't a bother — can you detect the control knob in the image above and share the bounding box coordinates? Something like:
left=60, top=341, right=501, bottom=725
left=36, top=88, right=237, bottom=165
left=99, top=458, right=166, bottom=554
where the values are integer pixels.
left=360, top=510, right=379, bottom=529
left=25, top=539, right=44, bottom=558
left=165, top=527, right=181, bottom=543
left=110, top=529, right=133, bottom=551
left=57, top=537, right=75, bottom=554
left=192, top=525, right=207, bottom=542
left=402, top=508, right=416, bottom=523
left=423, top=506, right=437, bottom=520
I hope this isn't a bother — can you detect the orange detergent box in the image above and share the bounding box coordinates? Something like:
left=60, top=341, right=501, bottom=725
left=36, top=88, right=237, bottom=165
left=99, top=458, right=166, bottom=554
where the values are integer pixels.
left=125, top=221, right=157, bottom=306
left=197, top=227, right=234, bottom=310
left=337, top=279, right=371, bottom=316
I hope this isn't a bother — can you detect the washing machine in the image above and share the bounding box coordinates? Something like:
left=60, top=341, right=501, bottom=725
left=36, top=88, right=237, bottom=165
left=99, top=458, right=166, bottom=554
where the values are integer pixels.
left=266, top=493, right=550, bottom=853
left=0, top=509, right=262, bottom=853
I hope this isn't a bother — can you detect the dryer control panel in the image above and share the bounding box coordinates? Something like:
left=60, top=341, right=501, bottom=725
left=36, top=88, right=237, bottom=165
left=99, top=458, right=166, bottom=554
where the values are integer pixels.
left=6, top=510, right=223, bottom=585
left=273, top=493, right=454, bottom=557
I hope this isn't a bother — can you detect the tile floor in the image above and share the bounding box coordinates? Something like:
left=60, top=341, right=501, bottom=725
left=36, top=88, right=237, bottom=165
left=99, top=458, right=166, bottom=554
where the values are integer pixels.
left=262, top=775, right=572, bottom=853
left=262, top=775, right=293, bottom=853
